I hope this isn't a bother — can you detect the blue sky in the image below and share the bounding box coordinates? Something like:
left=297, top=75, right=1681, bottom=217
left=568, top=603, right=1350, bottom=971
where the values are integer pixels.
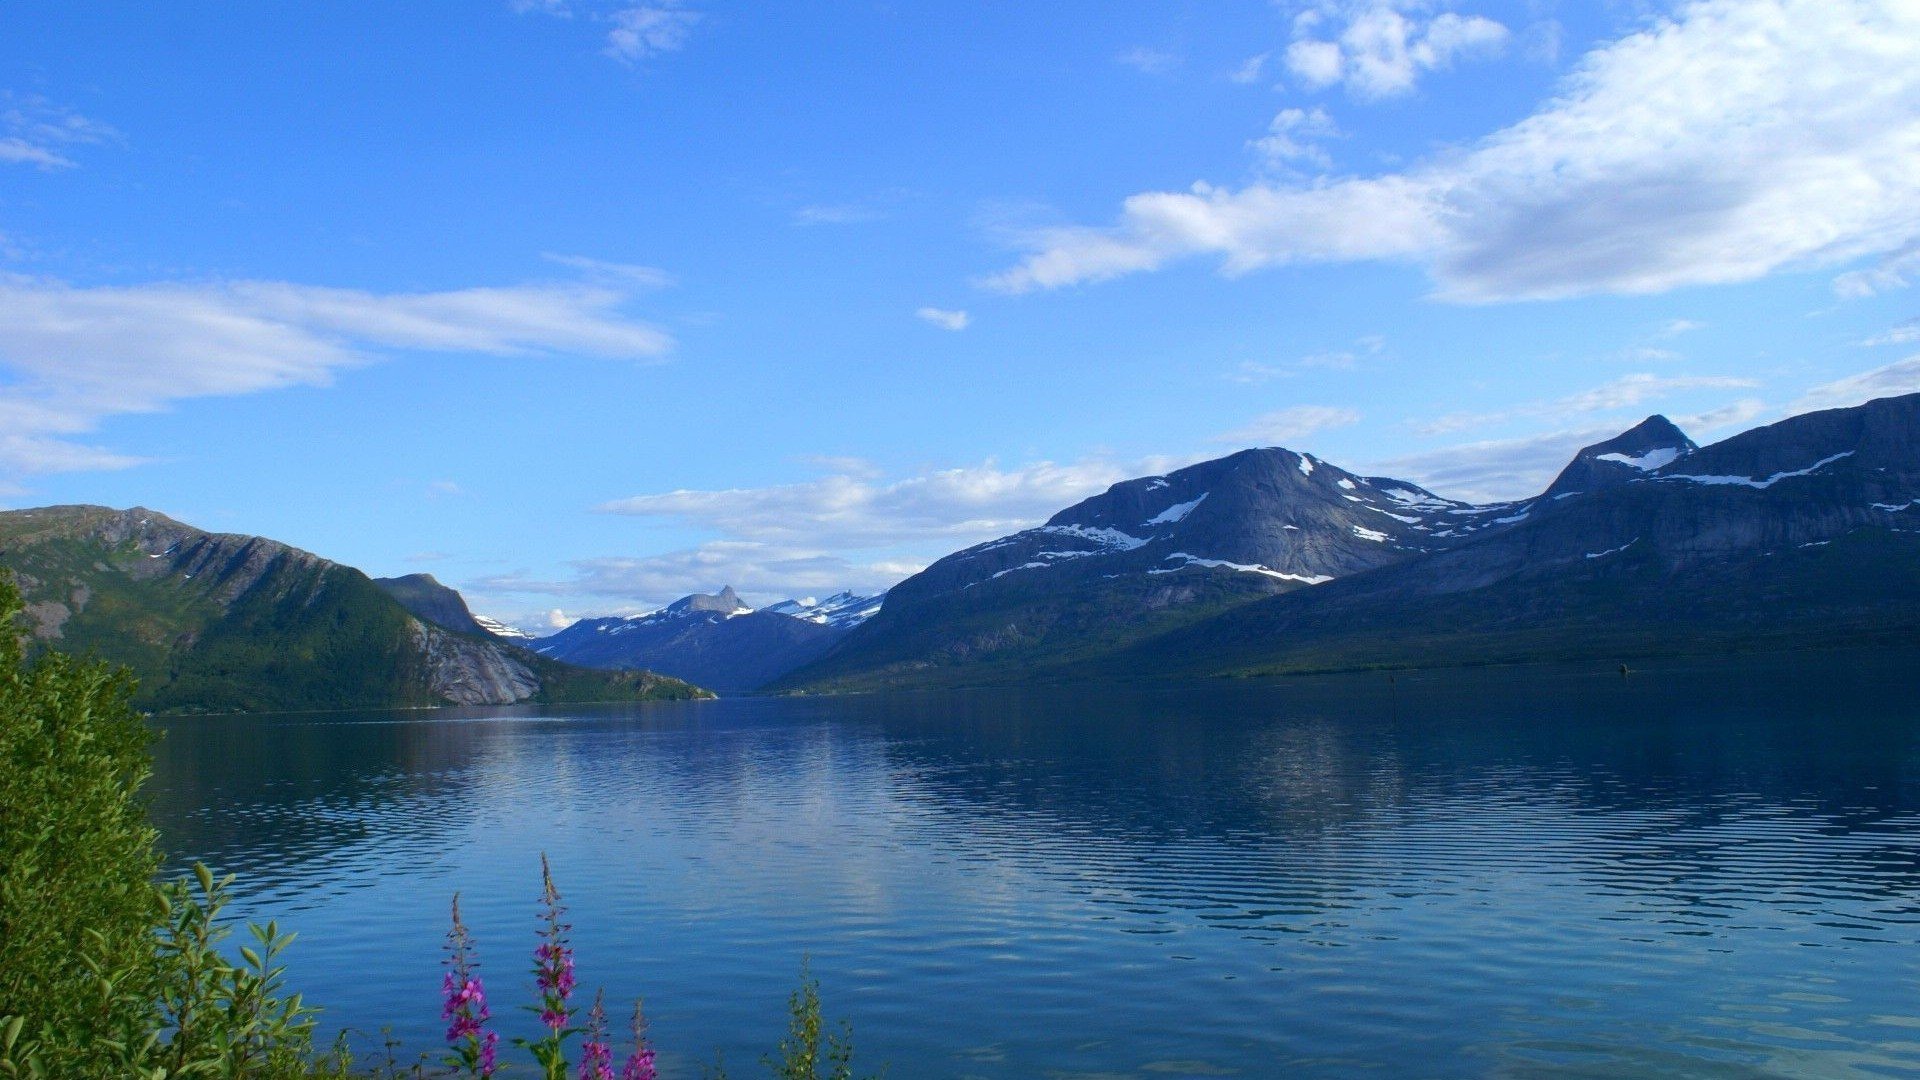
left=3, top=0, right=1918, bottom=630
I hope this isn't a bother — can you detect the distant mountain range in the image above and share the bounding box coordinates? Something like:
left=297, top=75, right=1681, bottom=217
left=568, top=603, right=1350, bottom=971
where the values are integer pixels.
left=776, top=393, right=1920, bottom=691
left=8, top=394, right=1915, bottom=707
left=0, top=508, right=709, bottom=712
left=531, top=586, right=883, bottom=693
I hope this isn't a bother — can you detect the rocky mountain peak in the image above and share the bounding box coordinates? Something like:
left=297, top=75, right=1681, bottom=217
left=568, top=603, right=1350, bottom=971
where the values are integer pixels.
left=663, top=586, right=750, bottom=616
left=1544, top=415, right=1698, bottom=498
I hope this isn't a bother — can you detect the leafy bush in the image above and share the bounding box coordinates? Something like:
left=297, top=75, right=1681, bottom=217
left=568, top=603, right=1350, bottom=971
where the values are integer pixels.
left=0, top=575, right=167, bottom=1074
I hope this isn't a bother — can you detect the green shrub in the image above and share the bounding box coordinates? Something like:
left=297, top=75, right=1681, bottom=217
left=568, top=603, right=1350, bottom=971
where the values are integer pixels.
left=0, top=575, right=167, bottom=1074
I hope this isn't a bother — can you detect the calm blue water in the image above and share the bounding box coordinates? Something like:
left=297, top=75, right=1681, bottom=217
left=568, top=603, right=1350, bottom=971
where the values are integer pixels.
left=147, top=653, right=1920, bottom=1078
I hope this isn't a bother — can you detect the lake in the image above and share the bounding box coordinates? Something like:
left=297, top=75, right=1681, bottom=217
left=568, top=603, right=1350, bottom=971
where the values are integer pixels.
left=147, top=652, right=1920, bottom=1078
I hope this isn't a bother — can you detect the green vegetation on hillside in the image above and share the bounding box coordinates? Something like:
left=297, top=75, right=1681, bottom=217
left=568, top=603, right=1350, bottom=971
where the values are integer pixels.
left=0, top=507, right=711, bottom=712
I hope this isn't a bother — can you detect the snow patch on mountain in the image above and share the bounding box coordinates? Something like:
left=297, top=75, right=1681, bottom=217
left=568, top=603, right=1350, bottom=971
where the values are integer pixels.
left=474, top=614, right=533, bottom=639
left=1597, top=447, right=1681, bottom=471
left=764, top=590, right=883, bottom=629
left=1145, top=494, right=1208, bottom=526
left=1151, top=552, right=1333, bottom=585
left=1660, top=451, right=1855, bottom=490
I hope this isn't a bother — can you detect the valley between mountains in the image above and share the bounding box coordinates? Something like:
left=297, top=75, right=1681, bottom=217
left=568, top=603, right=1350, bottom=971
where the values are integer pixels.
left=5, top=393, right=1917, bottom=711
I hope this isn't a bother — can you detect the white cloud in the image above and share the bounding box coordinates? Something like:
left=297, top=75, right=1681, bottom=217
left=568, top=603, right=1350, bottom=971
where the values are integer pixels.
left=1412, top=373, right=1759, bottom=435
left=1790, top=354, right=1920, bottom=412
left=473, top=541, right=920, bottom=613
left=1230, top=52, right=1272, bottom=84
left=1369, top=425, right=1616, bottom=502
left=605, top=4, right=699, bottom=60
left=540, top=253, right=675, bottom=287
left=1861, top=320, right=1920, bottom=347
left=0, top=94, right=116, bottom=170
left=516, top=2, right=698, bottom=61
left=1674, top=396, right=1767, bottom=433
left=989, top=0, right=1920, bottom=303
left=1251, top=107, right=1339, bottom=169
left=794, top=203, right=884, bottom=226
left=506, top=454, right=1188, bottom=612
left=1284, top=2, right=1510, bottom=98
left=0, top=274, right=672, bottom=475
left=1116, top=47, right=1182, bottom=75
left=915, top=306, right=970, bottom=331
left=1227, top=340, right=1371, bottom=383
left=1833, top=243, right=1920, bottom=298
left=598, top=456, right=1176, bottom=549
left=1215, top=404, right=1361, bottom=445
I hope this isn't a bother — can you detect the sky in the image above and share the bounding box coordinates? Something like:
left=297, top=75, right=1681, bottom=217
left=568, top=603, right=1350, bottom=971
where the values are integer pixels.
left=2, top=0, right=1918, bottom=631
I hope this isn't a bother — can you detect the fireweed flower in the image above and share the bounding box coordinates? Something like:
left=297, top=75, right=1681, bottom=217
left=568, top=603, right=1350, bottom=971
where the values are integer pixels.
left=578, top=990, right=615, bottom=1080
left=621, top=998, right=657, bottom=1080
left=442, top=894, right=498, bottom=1078
left=517, top=854, right=582, bottom=1080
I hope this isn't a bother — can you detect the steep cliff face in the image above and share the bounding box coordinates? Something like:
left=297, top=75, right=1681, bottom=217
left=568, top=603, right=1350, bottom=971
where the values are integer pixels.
left=0, top=506, right=710, bottom=712
left=413, top=623, right=542, bottom=705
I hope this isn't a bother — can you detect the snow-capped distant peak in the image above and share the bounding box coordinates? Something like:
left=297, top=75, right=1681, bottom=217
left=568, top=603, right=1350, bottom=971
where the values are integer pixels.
left=474, top=614, right=534, bottom=639
left=765, top=590, right=884, bottom=629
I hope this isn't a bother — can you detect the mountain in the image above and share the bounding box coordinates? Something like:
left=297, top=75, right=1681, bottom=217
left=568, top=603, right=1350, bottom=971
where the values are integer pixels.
left=0, top=507, right=711, bottom=712
left=763, top=591, right=885, bottom=630
left=375, top=572, right=535, bottom=641
left=782, top=394, right=1920, bottom=691
left=534, top=587, right=872, bottom=693
left=778, top=447, right=1510, bottom=690
left=375, top=572, right=492, bottom=636
left=1541, top=414, right=1698, bottom=499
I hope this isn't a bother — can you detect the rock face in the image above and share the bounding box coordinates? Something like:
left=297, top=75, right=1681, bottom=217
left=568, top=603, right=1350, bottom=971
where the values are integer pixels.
left=535, top=587, right=865, bottom=693
left=785, top=393, right=1920, bottom=690
left=0, top=506, right=710, bottom=712
left=412, top=623, right=542, bottom=705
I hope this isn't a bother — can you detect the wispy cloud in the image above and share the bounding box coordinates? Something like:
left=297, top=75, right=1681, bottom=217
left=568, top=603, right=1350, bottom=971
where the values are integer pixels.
left=1283, top=1, right=1510, bottom=98
left=606, top=4, right=700, bottom=61
left=988, top=0, right=1920, bottom=303
left=1369, top=425, right=1616, bottom=502
left=0, top=273, right=672, bottom=476
left=540, top=253, right=676, bottom=287
left=1116, top=46, right=1183, bottom=76
left=1214, top=404, right=1361, bottom=445
left=1411, top=373, right=1759, bottom=436
left=1229, top=52, right=1272, bottom=84
left=1251, top=107, right=1339, bottom=169
left=597, top=456, right=1176, bottom=549
left=915, top=306, right=970, bottom=331
left=472, top=542, right=921, bottom=613
left=1861, top=319, right=1920, bottom=347
left=0, top=93, right=116, bottom=169
left=1833, top=243, right=1920, bottom=299
left=1791, top=354, right=1920, bottom=412
left=513, top=1, right=699, bottom=62
left=793, top=203, right=884, bottom=226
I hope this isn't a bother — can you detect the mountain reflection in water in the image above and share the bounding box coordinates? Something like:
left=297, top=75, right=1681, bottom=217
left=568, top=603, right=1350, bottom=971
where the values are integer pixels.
left=149, top=650, right=1920, bottom=1078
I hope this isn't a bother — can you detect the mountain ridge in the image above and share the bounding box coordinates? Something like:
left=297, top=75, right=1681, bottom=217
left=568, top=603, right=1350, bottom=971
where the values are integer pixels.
left=0, top=506, right=711, bottom=712
left=779, top=393, right=1920, bottom=692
